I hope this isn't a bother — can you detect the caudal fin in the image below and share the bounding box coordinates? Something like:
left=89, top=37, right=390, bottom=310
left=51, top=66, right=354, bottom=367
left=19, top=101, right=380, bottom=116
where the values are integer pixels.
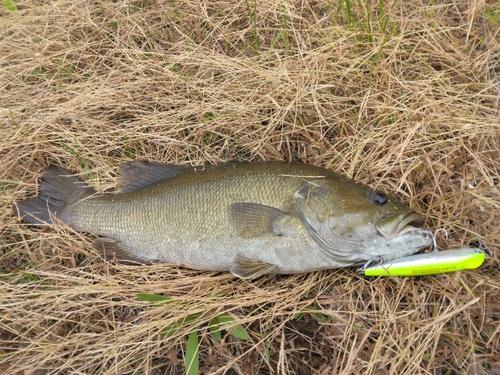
left=13, top=166, right=95, bottom=225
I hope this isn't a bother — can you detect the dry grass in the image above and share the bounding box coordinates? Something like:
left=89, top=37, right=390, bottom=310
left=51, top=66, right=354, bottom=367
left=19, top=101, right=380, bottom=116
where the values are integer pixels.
left=1, top=0, right=499, bottom=374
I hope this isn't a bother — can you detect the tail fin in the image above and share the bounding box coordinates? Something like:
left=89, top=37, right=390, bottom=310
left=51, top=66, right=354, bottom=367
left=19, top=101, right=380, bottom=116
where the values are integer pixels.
left=13, top=165, right=95, bottom=225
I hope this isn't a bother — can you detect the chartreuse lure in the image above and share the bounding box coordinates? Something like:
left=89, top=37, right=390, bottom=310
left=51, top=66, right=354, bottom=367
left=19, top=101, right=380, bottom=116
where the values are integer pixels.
left=362, top=248, right=485, bottom=277
left=362, top=229, right=487, bottom=277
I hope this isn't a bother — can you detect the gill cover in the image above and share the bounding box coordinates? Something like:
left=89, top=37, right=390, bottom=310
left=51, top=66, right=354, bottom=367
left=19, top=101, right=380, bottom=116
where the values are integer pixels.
left=292, top=179, right=352, bottom=259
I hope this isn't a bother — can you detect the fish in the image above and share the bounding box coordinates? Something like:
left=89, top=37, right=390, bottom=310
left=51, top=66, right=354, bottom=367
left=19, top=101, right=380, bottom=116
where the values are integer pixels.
left=13, top=161, right=433, bottom=278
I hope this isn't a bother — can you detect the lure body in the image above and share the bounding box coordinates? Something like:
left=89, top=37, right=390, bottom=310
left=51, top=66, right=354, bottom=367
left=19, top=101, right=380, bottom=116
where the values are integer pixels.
left=364, top=248, right=486, bottom=277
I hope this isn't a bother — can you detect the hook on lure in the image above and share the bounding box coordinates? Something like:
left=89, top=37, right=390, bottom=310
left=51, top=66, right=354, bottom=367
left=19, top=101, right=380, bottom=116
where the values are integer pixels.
left=357, top=255, right=383, bottom=274
left=478, top=237, right=493, bottom=257
left=432, top=228, right=449, bottom=252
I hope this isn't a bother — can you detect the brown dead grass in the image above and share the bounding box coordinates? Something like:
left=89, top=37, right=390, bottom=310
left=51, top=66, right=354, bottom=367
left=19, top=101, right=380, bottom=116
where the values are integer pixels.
left=1, top=0, right=499, bottom=374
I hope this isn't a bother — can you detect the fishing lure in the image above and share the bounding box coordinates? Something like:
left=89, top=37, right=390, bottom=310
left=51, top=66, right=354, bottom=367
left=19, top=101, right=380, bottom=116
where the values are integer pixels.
left=360, top=229, right=487, bottom=277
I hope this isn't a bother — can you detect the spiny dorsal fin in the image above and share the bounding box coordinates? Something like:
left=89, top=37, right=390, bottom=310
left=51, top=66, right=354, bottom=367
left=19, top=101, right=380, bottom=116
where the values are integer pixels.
left=93, top=237, right=154, bottom=265
left=118, top=161, right=195, bottom=193
left=230, top=254, right=278, bottom=279
left=229, top=203, right=290, bottom=238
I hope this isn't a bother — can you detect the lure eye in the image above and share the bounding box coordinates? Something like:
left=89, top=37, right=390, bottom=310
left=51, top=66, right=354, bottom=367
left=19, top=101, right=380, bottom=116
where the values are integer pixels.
left=370, top=192, right=388, bottom=205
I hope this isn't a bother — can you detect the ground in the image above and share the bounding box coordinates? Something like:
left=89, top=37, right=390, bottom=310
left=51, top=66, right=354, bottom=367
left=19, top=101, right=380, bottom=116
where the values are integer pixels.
left=1, top=0, right=499, bottom=374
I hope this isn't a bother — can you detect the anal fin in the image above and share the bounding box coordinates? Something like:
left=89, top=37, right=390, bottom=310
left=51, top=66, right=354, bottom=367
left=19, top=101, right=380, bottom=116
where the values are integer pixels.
left=230, top=254, right=278, bottom=279
left=93, top=238, right=152, bottom=265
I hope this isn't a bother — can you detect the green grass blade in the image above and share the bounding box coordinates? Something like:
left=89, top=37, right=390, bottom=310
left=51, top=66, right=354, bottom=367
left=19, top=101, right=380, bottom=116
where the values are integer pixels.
left=215, top=313, right=249, bottom=340
left=244, top=0, right=259, bottom=51
left=137, top=294, right=173, bottom=309
left=59, top=140, right=90, bottom=171
left=270, top=30, right=284, bottom=50
left=342, top=0, right=352, bottom=26
left=228, top=323, right=249, bottom=340
left=281, top=2, right=289, bottom=53
left=136, top=293, right=170, bottom=302
left=208, top=316, right=222, bottom=341
left=185, top=330, right=199, bottom=375
left=160, top=314, right=201, bottom=338
left=2, top=0, right=17, bottom=12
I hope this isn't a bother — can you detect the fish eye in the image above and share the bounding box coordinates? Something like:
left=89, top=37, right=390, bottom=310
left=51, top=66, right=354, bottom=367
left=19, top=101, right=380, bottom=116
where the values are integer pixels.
left=370, top=192, right=388, bottom=205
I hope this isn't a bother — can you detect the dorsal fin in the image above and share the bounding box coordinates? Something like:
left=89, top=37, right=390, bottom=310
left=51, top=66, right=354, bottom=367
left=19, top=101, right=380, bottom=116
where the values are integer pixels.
left=118, top=161, right=195, bottom=193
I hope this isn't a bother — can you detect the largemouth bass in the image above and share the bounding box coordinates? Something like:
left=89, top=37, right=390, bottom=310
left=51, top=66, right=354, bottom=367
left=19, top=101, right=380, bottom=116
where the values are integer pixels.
left=13, top=161, right=432, bottom=278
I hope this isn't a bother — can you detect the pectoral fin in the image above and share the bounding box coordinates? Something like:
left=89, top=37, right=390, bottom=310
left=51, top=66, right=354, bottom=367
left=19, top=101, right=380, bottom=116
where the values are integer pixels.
left=93, top=238, right=153, bottom=265
left=230, top=254, right=278, bottom=279
left=229, top=203, right=290, bottom=238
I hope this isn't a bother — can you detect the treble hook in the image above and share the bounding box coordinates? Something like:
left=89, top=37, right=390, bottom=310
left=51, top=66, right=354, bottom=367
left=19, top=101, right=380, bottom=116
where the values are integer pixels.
left=357, top=255, right=384, bottom=274
left=478, top=237, right=493, bottom=257
left=432, top=228, right=449, bottom=252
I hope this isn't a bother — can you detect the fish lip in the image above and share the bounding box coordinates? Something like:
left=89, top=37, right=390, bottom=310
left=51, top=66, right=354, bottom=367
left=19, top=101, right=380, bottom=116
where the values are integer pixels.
left=376, top=212, right=424, bottom=239
left=395, top=212, right=425, bottom=235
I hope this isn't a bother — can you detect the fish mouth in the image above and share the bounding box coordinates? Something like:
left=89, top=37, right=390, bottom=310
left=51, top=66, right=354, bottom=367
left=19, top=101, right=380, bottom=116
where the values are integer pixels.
left=376, top=212, right=424, bottom=239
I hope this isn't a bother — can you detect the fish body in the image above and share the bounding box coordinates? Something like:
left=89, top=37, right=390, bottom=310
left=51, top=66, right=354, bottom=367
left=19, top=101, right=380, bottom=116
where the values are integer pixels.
left=14, top=161, right=432, bottom=278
